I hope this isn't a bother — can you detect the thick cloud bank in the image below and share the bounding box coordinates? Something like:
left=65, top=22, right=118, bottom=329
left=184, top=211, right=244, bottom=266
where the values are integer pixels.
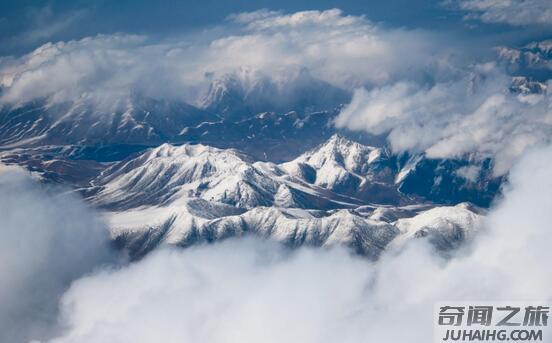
left=446, top=0, right=552, bottom=27
left=335, top=65, right=552, bottom=175
left=40, top=145, right=552, bottom=343
left=2, top=8, right=545, bottom=175
left=0, top=9, right=449, bottom=108
left=0, top=166, right=116, bottom=343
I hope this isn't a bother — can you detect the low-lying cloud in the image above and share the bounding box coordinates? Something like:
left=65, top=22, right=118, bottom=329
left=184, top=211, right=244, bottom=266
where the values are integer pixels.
left=35, top=145, right=552, bottom=343
left=0, top=165, right=117, bottom=343
left=0, top=9, right=453, bottom=108
left=335, top=65, right=551, bottom=175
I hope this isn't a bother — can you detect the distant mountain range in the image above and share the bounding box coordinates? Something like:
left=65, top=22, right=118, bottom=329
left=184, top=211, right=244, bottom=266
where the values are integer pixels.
left=200, top=67, right=350, bottom=119
left=497, top=40, right=552, bottom=80
left=0, top=95, right=216, bottom=147
left=79, top=137, right=486, bottom=259
left=2, top=40, right=549, bottom=258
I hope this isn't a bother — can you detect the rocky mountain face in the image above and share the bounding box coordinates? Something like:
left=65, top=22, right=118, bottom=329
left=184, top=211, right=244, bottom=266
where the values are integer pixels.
left=87, top=135, right=502, bottom=210
left=77, top=137, right=487, bottom=259
left=86, top=137, right=396, bottom=211
left=199, top=67, right=350, bottom=120
left=109, top=196, right=483, bottom=260
left=497, top=40, right=552, bottom=80
left=0, top=95, right=217, bottom=147
left=0, top=64, right=515, bottom=259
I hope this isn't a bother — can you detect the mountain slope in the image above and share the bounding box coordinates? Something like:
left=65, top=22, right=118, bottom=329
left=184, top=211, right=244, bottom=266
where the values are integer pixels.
left=81, top=138, right=486, bottom=259
left=0, top=95, right=217, bottom=147
left=110, top=202, right=482, bottom=260
left=281, top=134, right=404, bottom=204
left=87, top=142, right=363, bottom=211
left=200, top=68, right=350, bottom=119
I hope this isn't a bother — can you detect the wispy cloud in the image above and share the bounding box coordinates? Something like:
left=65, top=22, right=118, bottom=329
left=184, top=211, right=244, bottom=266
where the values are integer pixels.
left=335, top=64, right=551, bottom=175
left=444, top=0, right=552, bottom=27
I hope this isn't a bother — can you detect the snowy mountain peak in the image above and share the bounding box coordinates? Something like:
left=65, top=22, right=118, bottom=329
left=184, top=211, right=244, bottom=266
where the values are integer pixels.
left=0, top=95, right=217, bottom=147
left=281, top=135, right=391, bottom=194
left=68, top=138, right=490, bottom=258
left=89, top=142, right=278, bottom=209
left=496, top=39, right=552, bottom=81
left=89, top=141, right=369, bottom=211
left=305, top=134, right=381, bottom=168
left=199, top=68, right=350, bottom=118
left=146, top=143, right=249, bottom=164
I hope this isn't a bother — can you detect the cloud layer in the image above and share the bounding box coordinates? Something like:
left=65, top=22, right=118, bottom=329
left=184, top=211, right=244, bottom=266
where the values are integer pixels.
left=1, top=8, right=546, bottom=175
left=335, top=65, right=552, bottom=175
left=0, top=9, right=451, bottom=108
left=37, top=144, right=552, bottom=343
left=0, top=166, right=117, bottom=343
left=0, top=6, right=550, bottom=343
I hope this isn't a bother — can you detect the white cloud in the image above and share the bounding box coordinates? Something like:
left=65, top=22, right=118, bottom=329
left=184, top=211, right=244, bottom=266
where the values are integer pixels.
left=0, top=34, right=179, bottom=106
left=0, top=7, right=550, bottom=343
left=232, top=8, right=366, bottom=29
left=446, top=0, right=552, bottom=27
left=455, top=165, right=481, bottom=181
left=0, top=9, right=452, bottom=109
left=37, top=145, right=552, bottom=343
left=46, top=241, right=375, bottom=343
left=0, top=166, right=117, bottom=343
left=219, top=9, right=452, bottom=89
left=335, top=66, right=552, bottom=175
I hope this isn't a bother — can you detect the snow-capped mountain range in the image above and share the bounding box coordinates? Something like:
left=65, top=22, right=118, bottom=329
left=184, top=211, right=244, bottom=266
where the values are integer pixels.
left=0, top=92, right=502, bottom=261
left=74, top=136, right=485, bottom=259
left=0, top=112, right=495, bottom=259
left=497, top=40, right=551, bottom=78
left=5, top=41, right=549, bottom=259
left=199, top=67, right=350, bottom=119
left=87, top=135, right=407, bottom=210
left=0, top=95, right=217, bottom=147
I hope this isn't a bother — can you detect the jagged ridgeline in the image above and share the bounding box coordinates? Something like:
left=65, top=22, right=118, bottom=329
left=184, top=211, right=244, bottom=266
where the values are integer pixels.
left=5, top=49, right=543, bottom=258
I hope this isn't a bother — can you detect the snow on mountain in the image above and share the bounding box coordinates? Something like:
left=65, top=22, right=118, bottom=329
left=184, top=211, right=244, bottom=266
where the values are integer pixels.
left=392, top=202, right=484, bottom=251
left=107, top=197, right=247, bottom=256
left=282, top=134, right=408, bottom=204
left=0, top=95, right=217, bottom=147
left=110, top=199, right=482, bottom=260
left=82, top=137, right=486, bottom=259
left=282, top=134, right=383, bottom=187
left=87, top=142, right=361, bottom=211
left=90, top=143, right=278, bottom=209
left=199, top=67, right=350, bottom=119
left=497, top=40, right=552, bottom=81
left=113, top=206, right=399, bottom=260
left=282, top=134, right=499, bottom=207
left=510, top=76, right=548, bottom=94
left=88, top=134, right=500, bottom=212
left=497, top=40, right=552, bottom=71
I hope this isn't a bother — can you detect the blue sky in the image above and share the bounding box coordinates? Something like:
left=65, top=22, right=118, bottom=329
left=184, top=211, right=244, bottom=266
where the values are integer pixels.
left=1, top=0, right=550, bottom=56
